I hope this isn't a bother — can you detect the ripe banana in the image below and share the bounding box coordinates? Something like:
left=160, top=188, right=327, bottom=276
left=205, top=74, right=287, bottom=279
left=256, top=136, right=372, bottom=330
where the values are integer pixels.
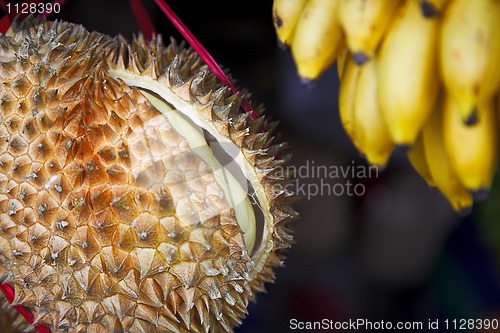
left=272, top=0, right=310, bottom=47
left=338, top=55, right=362, bottom=147
left=422, top=98, right=473, bottom=213
left=377, top=0, right=439, bottom=146
left=442, top=94, right=498, bottom=200
left=337, top=0, right=402, bottom=65
left=440, top=0, right=500, bottom=125
left=498, top=92, right=500, bottom=118
left=407, top=133, right=435, bottom=188
left=498, top=92, right=500, bottom=112
left=291, top=0, right=344, bottom=82
left=418, top=0, right=450, bottom=18
left=353, top=58, right=394, bottom=167
left=337, top=46, right=349, bottom=79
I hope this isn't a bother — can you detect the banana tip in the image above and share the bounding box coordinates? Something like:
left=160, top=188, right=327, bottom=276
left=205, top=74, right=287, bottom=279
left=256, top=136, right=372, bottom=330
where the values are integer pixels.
left=395, top=144, right=412, bottom=154
left=471, top=188, right=490, bottom=202
left=463, top=109, right=478, bottom=126
left=352, top=52, right=370, bottom=66
left=371, top=164, right=387, bottom=173
left=277, top=39, right=290, bottom=52
left=457, top=205, right=473, bottom=218
left=419, top=1, right=441, bottom=18
left=299, top=77, right=317, bottom=88
left=273, top=12, right=283, bottom=28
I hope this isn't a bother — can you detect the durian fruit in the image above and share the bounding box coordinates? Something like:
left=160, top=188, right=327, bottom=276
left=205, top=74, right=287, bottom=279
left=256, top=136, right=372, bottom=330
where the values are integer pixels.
left=0, top=18, right=298, bottom=333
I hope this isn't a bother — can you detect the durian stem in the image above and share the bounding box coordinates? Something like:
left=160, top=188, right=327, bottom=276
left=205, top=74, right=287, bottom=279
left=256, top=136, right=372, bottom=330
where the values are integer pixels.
left=0, top=15, right=10, bottom=35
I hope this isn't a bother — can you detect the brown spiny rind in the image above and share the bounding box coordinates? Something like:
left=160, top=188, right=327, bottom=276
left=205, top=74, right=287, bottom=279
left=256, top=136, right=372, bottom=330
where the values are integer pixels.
left=0, top=18, right=298, bottom=332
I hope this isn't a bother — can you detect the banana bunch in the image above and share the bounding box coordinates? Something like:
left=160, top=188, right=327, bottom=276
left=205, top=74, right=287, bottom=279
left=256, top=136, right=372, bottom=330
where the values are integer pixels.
left=272, top=0, right=500, bottom=213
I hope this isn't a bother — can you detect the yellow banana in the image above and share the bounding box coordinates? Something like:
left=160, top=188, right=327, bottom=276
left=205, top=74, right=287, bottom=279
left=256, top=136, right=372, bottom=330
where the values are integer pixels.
left=337, top=0, right=402, bottom=65
left=377, top=0, right=439, bottom=146
left=498, top=92, right=500, bottom=119
left=422, top=99, right=473, bottom=213
left=353, top=58, right=394, bottom=167
left=338, top=56, right=362, bottom=146
left=407, top=133, right=435, bottom=188
left=291, top=0, right=344, bottom=82
left=497, top=90, right=500, bottom=113
left=418, top=0, right=451, bottom=18
left=440, top=0, right=500, bottom=125
left=442, top=94, right=498, bottom=200
left=272, top=0, right=310, bottom=47
left=337, top=45, right=349, bottom=79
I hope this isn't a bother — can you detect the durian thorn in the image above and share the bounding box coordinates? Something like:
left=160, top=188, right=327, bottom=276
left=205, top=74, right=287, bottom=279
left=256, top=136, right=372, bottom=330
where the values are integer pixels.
left=0, top=283, right=51, bottom=333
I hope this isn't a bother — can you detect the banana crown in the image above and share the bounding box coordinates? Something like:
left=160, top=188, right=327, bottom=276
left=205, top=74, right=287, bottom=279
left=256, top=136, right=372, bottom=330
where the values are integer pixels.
left=273, top=0, right=500, bottom=212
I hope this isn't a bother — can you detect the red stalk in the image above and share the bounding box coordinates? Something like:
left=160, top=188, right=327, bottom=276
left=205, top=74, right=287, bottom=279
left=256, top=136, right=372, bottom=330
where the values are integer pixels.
left=129, top=0, right=156, bottom=42
left=0, top=0, right=14, bottom=34
left=152, top=0, right=259, bottom=120
left=0, top=284, right=51, bottom=333
left=0, top=0, right=7, bottom=13
left=0, top=16, right=11, bottom=34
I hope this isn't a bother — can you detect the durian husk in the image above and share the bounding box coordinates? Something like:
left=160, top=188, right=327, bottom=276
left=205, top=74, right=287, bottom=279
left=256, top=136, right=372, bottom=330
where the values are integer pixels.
left=0, top=18, right=298, bottom=333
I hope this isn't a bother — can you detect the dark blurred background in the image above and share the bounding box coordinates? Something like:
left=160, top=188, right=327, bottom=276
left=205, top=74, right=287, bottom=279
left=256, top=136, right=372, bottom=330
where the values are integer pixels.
left=8, top=0, right=500, bottom=331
